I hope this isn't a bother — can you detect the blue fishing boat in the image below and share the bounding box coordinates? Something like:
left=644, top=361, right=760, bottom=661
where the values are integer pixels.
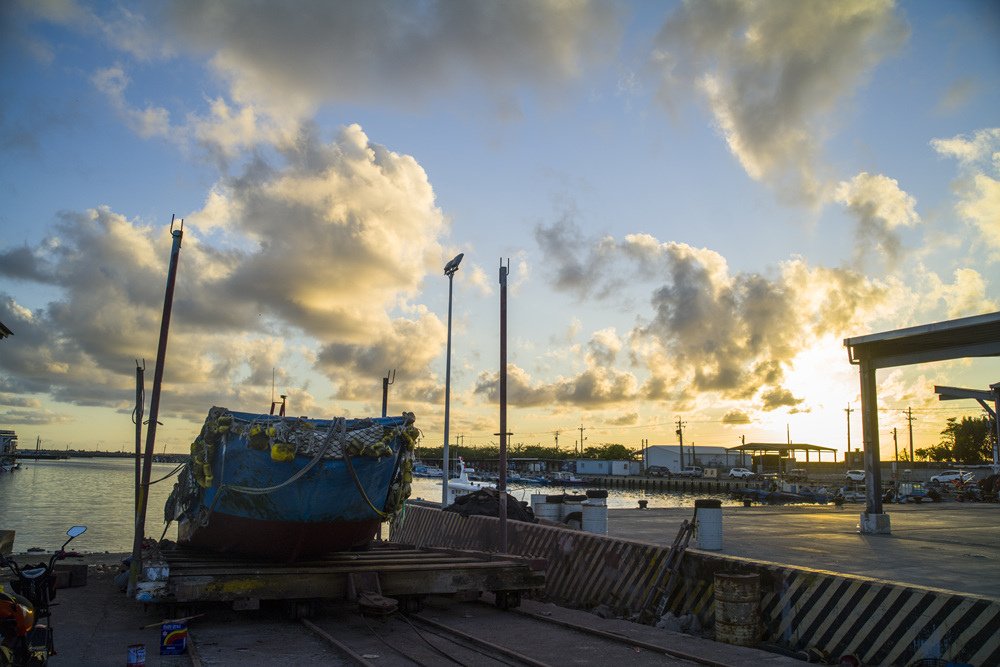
left=165, top=407, right=417, bottom=560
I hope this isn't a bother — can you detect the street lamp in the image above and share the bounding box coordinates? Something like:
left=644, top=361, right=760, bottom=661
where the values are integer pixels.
left=442, top=252, right=463, bottom=505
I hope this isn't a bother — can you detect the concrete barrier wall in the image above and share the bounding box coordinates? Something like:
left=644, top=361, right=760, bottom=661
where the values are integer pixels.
left=391, top=503, right=1000, bottom=666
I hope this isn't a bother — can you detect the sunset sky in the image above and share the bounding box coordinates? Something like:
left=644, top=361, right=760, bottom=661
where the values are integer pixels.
left=1, top=0, right=998, bottom=458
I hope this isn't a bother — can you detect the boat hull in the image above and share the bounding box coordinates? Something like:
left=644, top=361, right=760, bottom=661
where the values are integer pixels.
left=177, top=512, right=380, bottom=560
left=170, top=410, right=413, bottom=560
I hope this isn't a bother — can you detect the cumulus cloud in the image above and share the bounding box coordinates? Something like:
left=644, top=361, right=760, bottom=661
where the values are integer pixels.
left=651, top=0, right=907, bottom=204
left=473, top=328, right=639, bottom=407
left=535, top=218, right=890, bottom=413
left=835, top=171, right=920, bottom=266
left=0, top=124, right=451, bottom=423
left=924, top=268, right=997, bottom=318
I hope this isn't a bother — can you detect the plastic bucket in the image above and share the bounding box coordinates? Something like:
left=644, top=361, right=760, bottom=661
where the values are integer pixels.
left=534, top=494, right=562, bottom=522
left=695, top=498, right=723, bottom=550
left=561, top=494, right=586, bottom=522
left=581, top=499, right=608, bottom=534
left=714, top=573, right=760, bottom=646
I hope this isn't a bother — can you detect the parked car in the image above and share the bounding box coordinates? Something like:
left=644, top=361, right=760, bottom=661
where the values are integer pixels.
left=728, top=467, right=755, bottom=479
left=929, top=470, right=974, bottom=484
left=786, top=468, right=808, bottom=481
left=676, top=466, right=704, bottom=478
left=646, top=465, right=671, bottom=477
left=845, top=469, right=866, bottom=482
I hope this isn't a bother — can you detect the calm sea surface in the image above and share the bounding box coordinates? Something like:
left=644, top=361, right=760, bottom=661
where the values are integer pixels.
left=1, top=459, right=734, bottom=553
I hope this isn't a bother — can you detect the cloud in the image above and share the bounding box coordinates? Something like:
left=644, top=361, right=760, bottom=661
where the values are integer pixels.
left=937, top=77, right=979, bottom=114
left=932, top=128, right=1000, bottom=259
left=722, top=410, right=751, bottom=425
left=0, top=124, right=452, bottom=422
left=473, top=328, right=639, bottom=408
left=605, top=412, right=638, bottom=426
left=651, top=0, right=907, bottom=204
left=835, top=171, right=920, bottom=266
left=91, top=66, right=172, bottom=139
left=167, top=0, right=620, bottom=125
left=760, top=387, right=803, bottom=411
left=535, top=218, right=890, bottom=413
left=924, top=268, right=998, bottom=318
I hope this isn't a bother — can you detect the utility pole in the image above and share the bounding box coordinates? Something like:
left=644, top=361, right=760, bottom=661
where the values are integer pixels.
left=845, top=403, right=854, bottom=463
left=554, top=431, right=560, bottom=450
left=675, top=418, right=686, bottom=471
left=893, top=427, right=898, bottom=461
left=905, top=407, right=915, bottom=463
left=578, top=423, right=587, bottom=455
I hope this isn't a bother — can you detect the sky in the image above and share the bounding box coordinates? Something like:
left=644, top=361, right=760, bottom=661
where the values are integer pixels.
left=1, top=0, right=998, bottom=460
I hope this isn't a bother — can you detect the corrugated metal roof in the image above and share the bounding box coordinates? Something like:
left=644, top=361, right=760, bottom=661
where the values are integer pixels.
left=844, top=311, right=1000, bottom=370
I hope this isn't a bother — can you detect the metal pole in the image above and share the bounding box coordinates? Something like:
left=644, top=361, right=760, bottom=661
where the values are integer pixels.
left=441, top=253, right=463, bottom=505
left=133, top=360, right=144, bottom=512
left=992, top=383, right=999, bottom=466
left=128, top=221, right=183, bottom=597
left=442, top=273, right=455, bottom=505
left=859, top=359, right=883, bottom=515
left=498, top=260, right=509, bottom=553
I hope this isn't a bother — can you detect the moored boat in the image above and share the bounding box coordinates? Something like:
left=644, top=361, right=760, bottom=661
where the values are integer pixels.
left=165, top=407, right=418, bottom=560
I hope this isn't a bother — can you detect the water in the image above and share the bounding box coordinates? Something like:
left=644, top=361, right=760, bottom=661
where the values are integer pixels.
left=1, top=458, right=179, bottom=554
left=0, top=460, right=736, bottom=553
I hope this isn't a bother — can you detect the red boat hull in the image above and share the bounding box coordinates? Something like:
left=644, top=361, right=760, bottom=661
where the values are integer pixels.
left=177, top=511, right=381, bottom=561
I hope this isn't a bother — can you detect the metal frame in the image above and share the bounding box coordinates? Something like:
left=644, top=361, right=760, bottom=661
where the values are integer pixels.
left=844, top=311, right=1000, bottom=522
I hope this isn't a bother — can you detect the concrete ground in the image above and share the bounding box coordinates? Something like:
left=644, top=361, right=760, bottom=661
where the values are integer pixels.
left=37, top=552, right=808, bottom=666
left=608, top=501, right=1000, bottom=599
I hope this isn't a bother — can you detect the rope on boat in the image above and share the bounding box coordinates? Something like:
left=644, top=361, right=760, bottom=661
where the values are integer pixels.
left=200, top=417, right=345, bottom=524
left=146, top=462, right=185, bottom=486
left=343, top=441, right=391, bottom=521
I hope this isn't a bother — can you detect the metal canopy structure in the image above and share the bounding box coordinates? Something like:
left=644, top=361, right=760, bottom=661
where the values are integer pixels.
left=727, top=442, right=838, bottom=462
left=844, top=311, right=1000, bottom=532
left=935, top=382, right=1000, bottom=465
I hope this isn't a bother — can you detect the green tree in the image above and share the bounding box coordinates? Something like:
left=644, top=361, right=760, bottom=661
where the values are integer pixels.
left=581, top=443, right=639, bottom=460
left=939, top=415, right=995, bottom=464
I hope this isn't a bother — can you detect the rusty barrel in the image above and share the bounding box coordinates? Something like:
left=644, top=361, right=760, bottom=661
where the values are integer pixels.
left=714, top=572, right=760, bottom=646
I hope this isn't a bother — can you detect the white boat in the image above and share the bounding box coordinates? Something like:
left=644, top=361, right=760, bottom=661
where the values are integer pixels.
left=440, top=458, right=495, bottom=505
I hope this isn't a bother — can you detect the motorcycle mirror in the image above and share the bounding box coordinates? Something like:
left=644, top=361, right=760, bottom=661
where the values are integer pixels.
left=66, top=526, right=86, bottom=538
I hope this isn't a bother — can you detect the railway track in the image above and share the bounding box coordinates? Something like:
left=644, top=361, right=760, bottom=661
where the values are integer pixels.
left=185, top=595, right=730, bottom=666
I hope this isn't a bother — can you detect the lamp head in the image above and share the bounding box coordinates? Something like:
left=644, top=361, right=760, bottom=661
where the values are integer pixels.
left=444, top=253, right=464, bottom=276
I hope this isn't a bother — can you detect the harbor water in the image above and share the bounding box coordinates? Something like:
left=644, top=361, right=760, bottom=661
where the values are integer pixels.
left=1, top=458, right=736, bottom=553
left=0, top=458, right=180, bottom=553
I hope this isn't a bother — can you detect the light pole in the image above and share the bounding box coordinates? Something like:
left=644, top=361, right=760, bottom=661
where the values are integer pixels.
left=441, top=252, right=463, bottom=505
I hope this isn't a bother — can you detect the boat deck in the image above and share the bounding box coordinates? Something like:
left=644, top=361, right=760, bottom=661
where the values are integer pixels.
left=160, top=541, right=546, bottom=606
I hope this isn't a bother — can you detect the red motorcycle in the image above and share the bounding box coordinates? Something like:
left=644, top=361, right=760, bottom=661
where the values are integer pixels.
left=0, top=526, right=86, bottom=667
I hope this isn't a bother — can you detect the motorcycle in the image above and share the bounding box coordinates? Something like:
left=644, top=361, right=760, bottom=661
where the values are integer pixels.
left=0, top=526, right=86, bottom=667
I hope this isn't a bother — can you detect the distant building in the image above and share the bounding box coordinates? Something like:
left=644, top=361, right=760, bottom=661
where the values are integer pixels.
left=645, top=445, right=744, bottom=472
left=574, top=459, right=640, bottom=476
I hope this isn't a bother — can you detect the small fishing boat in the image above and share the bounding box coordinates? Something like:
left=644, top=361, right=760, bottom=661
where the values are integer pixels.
left=441, top=458, right=495, bottom=505
left=165, top=407, right=418, bottom=560
left=545, top=471, right=588, bottom=486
